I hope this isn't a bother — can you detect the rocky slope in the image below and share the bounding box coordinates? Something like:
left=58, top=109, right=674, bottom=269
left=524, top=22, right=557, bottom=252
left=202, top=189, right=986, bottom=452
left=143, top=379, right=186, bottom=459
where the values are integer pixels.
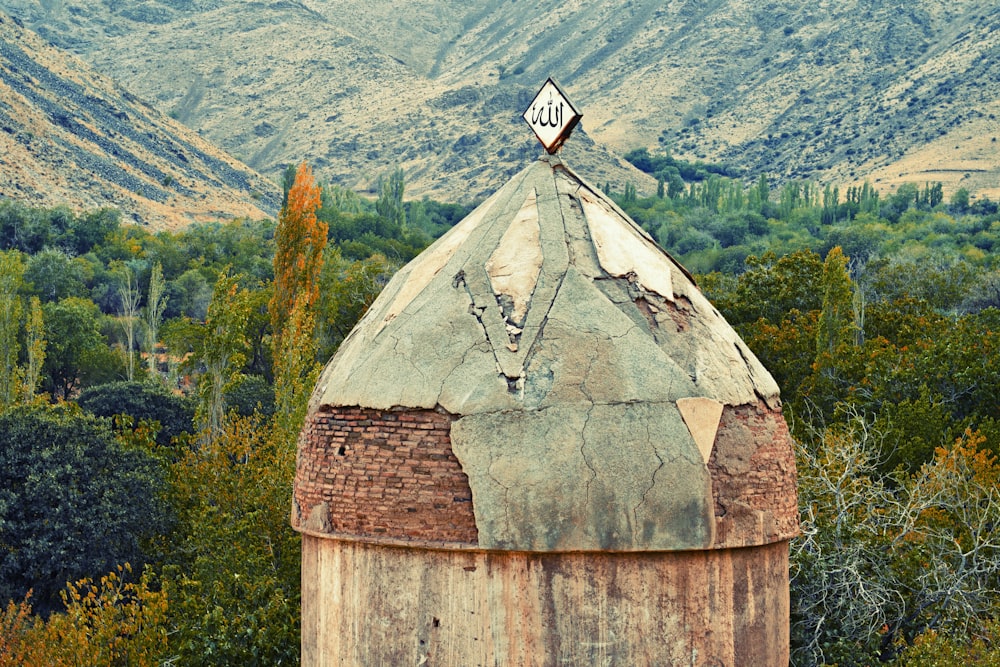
left=0, top=12, right=279, bottom=229
left=5, top=0, right=1000, bottom=203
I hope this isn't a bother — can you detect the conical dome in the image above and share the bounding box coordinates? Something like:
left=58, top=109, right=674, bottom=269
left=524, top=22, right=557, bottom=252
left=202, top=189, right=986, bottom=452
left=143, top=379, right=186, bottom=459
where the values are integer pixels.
left=294, top=154, right=797, bottom=553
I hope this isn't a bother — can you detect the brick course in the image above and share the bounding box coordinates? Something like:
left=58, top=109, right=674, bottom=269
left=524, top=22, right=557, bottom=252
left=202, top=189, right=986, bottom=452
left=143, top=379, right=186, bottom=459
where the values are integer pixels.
left=708, top=402, right=799, bottom=548
left=293, top=406, right=478, bottom=545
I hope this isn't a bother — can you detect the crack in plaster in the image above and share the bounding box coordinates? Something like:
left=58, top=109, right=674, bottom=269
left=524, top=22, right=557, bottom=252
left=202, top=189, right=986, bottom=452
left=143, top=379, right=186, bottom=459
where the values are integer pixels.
left=454, top=268, right=508, bottom=379
left=633, top=420, right=664, bottom=543
left=579, top=403, right=599, bottom=511
left=483, top=446, right=513, bottom=540
left=385, top=332, right=430, bottom=392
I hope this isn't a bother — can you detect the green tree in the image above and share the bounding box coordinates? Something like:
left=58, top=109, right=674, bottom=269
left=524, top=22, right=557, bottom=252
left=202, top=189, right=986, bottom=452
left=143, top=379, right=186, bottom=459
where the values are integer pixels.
left=41, top=297, right=117, bottom=400
left=77, top=380, right=194, bottom=447
left=0, top=252, right=24, bottom=408
left=375, top=166, right=406, bottom=229
left=24, top=248, right=89, bottom=303
left=163, top=415, right=299, bottom=665
left=116, top=264, right=141, bottom=382
left=816, top=246, right=856, bottom=358
left=21, top=297, right=45, bottom=402
left=317, top=249, right=396, bottom=358
left=193, top=271, right=253, bottom=439
left=144, top=262, right=168, bottom=378
left=951, top=187, right=970, bottom=213
left=0, top=403, right=164, bottom=614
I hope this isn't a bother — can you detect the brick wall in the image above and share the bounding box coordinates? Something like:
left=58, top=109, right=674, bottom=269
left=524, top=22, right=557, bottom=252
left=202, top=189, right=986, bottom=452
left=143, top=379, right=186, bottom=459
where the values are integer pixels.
left=708, top=402, right=799, bottom=548
left=293, top=406, right=478, bottom=545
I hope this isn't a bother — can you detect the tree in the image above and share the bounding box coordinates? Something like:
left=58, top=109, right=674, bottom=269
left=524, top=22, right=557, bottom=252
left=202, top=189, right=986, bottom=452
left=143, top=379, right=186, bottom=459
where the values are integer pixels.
left=21, top=297, right=45, bottom=402
left=792, top=418, right=1000, bottom=665
left=951, top=187, right=971, bottom=213
left=0, top=564, right=168, bottom=667
left=23, top=248, right=89, bottom=303
left=0, top=252, right=24, bottom=408
left=77, top=380, right=194, bottom=446
left=375, top=166, right=405, bottom=229
left=0, top=403, right=164, bottom=614
left=194, top=271, right=253, bottom=438
left=816, top=246, right=856, bottom=357
left=165, top=268, right=212, bottom=320
left=162, top=415, right=300, bottom=665
left=144, top=262, right=168, bottom=378
left=270, top=161, right=327, bottom=443
left=41, top=297, right=116, bottom=400
left=116, top=264, right=141, bottom=382
left=270, top=161, right=327, bottom=352
left=316, top=249, right=395, bottom=359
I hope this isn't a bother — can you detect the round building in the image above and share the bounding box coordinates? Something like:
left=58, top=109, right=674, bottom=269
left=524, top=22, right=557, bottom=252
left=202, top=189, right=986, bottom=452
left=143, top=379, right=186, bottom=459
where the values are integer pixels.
left=293, top=154, right=798, bottom=666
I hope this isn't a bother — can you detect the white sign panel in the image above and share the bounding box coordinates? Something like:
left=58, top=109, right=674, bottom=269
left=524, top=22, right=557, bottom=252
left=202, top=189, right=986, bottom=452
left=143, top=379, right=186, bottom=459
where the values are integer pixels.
left=522, top=78, right=582, bottom=154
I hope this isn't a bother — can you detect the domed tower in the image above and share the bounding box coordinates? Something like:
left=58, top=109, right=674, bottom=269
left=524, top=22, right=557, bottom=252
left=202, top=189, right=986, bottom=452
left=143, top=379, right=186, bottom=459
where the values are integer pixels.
left=293, top=83, right=797, bottom=665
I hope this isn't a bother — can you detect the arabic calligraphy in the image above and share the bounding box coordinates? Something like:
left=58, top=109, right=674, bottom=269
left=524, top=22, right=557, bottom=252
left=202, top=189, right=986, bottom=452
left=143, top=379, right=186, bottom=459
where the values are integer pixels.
left=522, top=78, right=581, bottom=153
left=529, top=93, right=564, bottom=128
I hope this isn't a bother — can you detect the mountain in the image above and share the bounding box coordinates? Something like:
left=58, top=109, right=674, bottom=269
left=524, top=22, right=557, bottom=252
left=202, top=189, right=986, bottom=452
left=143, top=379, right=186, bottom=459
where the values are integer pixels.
left=4, top=0, right=1000, bottom=203
left=0, top=12, right=279, bottom=229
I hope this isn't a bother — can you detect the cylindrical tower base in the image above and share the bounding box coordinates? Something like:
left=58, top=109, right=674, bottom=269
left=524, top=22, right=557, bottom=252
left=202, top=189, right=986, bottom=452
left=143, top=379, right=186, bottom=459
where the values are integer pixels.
left=301, top=535, right=790, bottom=666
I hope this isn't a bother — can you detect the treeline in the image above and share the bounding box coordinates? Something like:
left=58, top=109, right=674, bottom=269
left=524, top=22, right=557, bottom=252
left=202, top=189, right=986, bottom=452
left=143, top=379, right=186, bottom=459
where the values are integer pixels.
left=0, top=166, right=468, bottom=665
left=619, top=147, right=1000, bottom=279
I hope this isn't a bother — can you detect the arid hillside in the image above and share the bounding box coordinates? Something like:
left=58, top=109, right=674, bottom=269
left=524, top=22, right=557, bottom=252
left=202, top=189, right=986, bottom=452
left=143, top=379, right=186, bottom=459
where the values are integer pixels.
left=0, top=12, right=279, bottom=229
left=5, top=0, right=1000, bottom=202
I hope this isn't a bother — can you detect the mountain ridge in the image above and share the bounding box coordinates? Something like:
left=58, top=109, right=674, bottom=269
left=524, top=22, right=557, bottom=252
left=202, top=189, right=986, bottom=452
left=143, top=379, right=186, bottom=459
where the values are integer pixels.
left=0, top=12, right=280, bottom=230
left=4, top=0, right=1000, bottom=207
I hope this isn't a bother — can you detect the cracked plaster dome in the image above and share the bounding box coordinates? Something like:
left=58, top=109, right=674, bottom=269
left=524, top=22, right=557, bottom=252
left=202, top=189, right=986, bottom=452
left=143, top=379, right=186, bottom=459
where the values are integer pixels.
left=295, top=154, right=797, bottom=553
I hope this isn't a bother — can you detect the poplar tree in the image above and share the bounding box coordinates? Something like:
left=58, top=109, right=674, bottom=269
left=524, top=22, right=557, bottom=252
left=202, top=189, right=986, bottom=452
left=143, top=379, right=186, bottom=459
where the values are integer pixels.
left=375, top=166, right=405, bottom=228
left=195, top=271, right=251, bottom=439
left=270, top=162, right=327, bottom=352
left=144, top=263, right=168, bottom=379
left=117, top=264, right=141, bottom=382
left=816, top=246, right=855, bottom=359
left=21, top=297, right=44, bottom=402
left=270, top=162, right=327, bottom=444
left=0, top=252, right=24, bottom=408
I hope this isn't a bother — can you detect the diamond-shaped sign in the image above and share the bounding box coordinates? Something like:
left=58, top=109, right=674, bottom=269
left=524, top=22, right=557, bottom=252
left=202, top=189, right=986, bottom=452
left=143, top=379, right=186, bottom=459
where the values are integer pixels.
left=522, top=78, right=582, bottom=154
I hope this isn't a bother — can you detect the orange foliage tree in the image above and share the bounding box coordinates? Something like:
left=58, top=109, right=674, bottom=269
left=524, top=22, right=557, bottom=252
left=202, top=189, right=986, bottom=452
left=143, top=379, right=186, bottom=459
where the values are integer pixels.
left=270, top=162, right=328, bottom=443
left=270, top=161, right=327, bottom=352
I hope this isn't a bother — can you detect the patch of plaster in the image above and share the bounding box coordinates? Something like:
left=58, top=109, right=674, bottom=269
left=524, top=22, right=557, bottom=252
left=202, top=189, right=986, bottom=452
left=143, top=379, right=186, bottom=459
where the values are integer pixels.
left=304, top=501, right=332, bottom=533
left=677, top=397, right=725, bottom=465
left=485, top=189, right=542, bottom=329
left=450, top=401, right=713, bottom=552
left=580, top=189, right=674, bottom=301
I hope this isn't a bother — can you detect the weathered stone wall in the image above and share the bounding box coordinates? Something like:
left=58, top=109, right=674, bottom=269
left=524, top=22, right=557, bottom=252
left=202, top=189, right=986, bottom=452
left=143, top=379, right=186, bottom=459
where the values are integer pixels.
left=709, top=402, right=799, bottom=549
left=301, top=535, right=792, bottom=667
left=293, top=407, right=478, bottom=545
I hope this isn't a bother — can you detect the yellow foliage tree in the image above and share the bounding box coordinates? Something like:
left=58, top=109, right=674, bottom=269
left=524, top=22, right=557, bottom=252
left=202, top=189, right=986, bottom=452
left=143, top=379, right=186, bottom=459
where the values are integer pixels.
left=0, top=564, right=167, bottom=667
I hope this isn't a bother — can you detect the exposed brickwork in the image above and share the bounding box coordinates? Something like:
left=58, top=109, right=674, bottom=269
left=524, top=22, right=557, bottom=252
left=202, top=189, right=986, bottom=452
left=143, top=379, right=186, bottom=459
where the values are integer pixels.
left=293, top=406, right=478, bottom=545
left=708, top=402, right=799, bottom=548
